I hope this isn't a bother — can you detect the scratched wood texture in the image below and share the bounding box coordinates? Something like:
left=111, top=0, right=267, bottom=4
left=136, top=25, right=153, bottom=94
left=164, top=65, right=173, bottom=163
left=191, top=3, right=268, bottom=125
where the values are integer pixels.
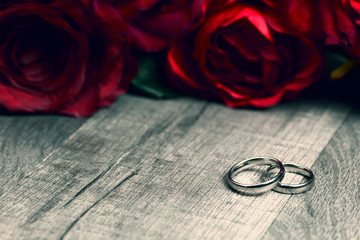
left=0, top=94, right=358, bottom=240
left=262, top=108, right=360, bottom=240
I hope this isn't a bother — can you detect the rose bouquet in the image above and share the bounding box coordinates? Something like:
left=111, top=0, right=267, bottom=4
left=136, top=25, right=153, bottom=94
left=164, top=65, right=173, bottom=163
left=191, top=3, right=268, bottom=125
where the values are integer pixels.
left=0, top=0, right=358, bottom=117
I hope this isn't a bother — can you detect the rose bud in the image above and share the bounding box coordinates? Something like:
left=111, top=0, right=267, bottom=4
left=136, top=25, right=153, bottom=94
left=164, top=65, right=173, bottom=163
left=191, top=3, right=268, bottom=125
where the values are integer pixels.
left=167, top=2, right=324, bottom=108
left=104, top=0, right=209, bottom=51
left=0, top=0, right=137, bottom=117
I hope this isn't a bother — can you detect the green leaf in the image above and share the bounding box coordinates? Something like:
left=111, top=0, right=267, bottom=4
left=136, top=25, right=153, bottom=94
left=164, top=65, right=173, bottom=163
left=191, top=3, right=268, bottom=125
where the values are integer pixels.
left=325, top=48, right=349, bottom=73
left=131, top=56, right=183, bottom=98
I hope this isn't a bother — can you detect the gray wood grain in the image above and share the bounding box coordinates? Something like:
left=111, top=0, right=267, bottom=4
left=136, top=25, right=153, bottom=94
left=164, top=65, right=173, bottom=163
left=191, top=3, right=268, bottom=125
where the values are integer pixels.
left=0, top=114, right=85, bottom=198
left=262, top=108, right=360, bottom=240
left=0, top=95, right=355, bottom=239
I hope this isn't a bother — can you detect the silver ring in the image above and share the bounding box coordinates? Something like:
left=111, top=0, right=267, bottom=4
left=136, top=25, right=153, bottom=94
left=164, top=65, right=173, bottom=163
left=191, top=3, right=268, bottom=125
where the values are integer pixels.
left=227, top=157, right=285, bottom=195
left=266, top=163, right=314, bottom=194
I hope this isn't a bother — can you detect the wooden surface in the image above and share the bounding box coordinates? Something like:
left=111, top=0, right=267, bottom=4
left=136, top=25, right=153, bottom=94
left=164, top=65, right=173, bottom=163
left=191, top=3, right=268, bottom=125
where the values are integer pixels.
left=0, top=93, right=358, bottom=239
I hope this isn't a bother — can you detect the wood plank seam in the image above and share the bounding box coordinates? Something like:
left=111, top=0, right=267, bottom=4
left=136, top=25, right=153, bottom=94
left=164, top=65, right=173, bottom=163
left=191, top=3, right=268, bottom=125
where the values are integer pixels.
left=59, top=169, right=139, bottom=240
left=260, top=109, right=356, bottom=239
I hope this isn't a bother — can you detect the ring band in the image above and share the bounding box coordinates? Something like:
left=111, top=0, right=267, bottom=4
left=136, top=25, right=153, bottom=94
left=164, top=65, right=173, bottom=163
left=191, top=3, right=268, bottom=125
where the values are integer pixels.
left=266, top=163, right=314, bottom=194
left=227, top=157, right=285, bottom=195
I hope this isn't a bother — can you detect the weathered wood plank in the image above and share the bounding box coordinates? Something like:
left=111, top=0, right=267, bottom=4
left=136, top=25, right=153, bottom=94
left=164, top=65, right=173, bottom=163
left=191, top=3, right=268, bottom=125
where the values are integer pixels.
left=0, top=95, right=352, bottom=239
left=0, top=114, right=86, bottom=198
left=0, top=96, right=210, bottom=239
left=262, top=108, right=360, bottom=240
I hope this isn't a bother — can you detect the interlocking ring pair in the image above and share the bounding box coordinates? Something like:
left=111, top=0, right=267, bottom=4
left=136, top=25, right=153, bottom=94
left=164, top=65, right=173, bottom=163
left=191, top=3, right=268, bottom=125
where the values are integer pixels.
left=226, top=157, right=314, bottom=195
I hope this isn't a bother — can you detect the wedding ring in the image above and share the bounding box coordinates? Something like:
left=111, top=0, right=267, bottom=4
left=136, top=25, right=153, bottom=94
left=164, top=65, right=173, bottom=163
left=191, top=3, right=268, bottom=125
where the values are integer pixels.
left=227, top=157, right=285, bottom=195
left=266, top=163, right=314, bottom=194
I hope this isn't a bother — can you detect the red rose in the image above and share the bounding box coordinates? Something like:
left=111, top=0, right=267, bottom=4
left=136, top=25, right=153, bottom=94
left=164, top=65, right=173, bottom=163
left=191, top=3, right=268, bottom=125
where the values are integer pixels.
left=321, top=0, right=360, bottom=57
left=0, top=0, right=137, bottom=117
left=261, top=0, right=321, bottom=37
left=209, top=0, right=320, bottom=35
left=167, top=2, right=324, bottom=107
left=104, top=0, right=209, bottom=51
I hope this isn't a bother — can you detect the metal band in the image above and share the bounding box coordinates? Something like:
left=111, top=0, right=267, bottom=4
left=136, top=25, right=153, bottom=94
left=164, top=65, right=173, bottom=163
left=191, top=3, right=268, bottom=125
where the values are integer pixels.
left=266, top=163, right=314, bottom=194
left=227, top=157, right=285, bottom=195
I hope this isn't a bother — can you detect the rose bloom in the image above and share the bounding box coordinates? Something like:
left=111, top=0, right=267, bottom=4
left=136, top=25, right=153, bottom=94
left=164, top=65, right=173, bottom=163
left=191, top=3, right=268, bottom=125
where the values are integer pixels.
left=167, top=2, right=324, bottom=107
left=104, top=0, right=209, bottom=51
left=0, top=0, right=137, bottom=117
left=321, top=0, right=360, bottom=57
left=261, top=0, right=322, bottom=37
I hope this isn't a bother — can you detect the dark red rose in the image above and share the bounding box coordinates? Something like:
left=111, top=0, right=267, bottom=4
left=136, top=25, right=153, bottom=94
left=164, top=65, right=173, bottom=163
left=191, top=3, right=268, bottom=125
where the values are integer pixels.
left=0, top=0, right=137, bottom=117
left=167, top=2, right=324, bottom=107
left=261, top=0, right=321, bottom=37
left=103, top=0, right=209, bottom=51
left=321, top=0, right=360, bottom=57
left=219, top=0, right=321, bottom=36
